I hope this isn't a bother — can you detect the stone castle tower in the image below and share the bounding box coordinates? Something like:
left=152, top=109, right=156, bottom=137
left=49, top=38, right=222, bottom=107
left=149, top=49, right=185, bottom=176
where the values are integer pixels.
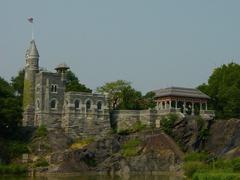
left=22, top=40, right=39, bottom=126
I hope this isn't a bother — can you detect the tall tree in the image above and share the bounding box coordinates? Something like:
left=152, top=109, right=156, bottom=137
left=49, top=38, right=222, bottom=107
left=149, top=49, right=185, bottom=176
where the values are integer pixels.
left=198, top=63, right=240, bottom=118
left=65, top=71, right=92, bottom=93
left=0, top=77, right=22, bottom=139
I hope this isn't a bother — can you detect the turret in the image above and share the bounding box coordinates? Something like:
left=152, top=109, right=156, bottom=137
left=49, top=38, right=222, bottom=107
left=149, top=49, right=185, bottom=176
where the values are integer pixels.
left=22, top=40, right=39, bottom=126
left=55, top=63, right=69, bottom=84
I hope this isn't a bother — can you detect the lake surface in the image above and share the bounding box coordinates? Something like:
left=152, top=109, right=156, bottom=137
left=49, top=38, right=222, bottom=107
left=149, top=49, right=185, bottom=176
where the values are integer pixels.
left=0, top=174, right=183, bottom=180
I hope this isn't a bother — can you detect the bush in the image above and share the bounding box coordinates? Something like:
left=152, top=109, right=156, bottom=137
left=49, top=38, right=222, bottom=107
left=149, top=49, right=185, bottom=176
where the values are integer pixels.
left=193, top=172, right=240, bottom=180
left=232, top=158, right=240, bottom=172
left=160, top=113, right=178, bottom=135
left=183, top=161, right=209, bottom=178
left=34, top=158, right=49, bottom=167
left=0, top=164, right=27, bottom=175
left=122, top=138, right=142, bottom=157
left=35, top=125, right=48, bottom=138
left=184, top=152, right=209, bottom=162
left=118, top=121, right=146, bottom=135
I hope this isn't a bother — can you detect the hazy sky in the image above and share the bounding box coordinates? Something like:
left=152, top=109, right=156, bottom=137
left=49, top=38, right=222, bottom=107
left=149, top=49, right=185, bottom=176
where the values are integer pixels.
left=1, top=0, right=240, bottom=93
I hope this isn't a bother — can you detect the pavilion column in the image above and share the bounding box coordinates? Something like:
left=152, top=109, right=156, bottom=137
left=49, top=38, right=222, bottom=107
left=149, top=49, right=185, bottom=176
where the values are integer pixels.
left=183, top=101, right=186, bottom=114
left=206, top=102, right=208, bottom=110
left=191, top=102, right=194, bottom=115
left=175, top=100, right=178, bottom=109
left=200, top=102, right=202, bottom=111
left=169, top=100, right=172, bottom=110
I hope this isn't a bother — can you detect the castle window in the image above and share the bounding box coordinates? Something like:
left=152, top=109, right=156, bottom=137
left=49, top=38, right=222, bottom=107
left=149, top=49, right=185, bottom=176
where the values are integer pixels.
left=74, top=99, right=80, bottom=109
left=86, top=100, right=91, bottom=110
left=51, top=84, right=57, bottom=93
left=97, top=101, right=102, bottom=110
left=50, top=99, right=57, bottom=109
left=36, top=99, right=40, bottom=109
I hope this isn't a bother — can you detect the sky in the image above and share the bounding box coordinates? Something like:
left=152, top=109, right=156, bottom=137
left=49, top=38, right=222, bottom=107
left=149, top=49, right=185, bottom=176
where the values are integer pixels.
left=1, top=0, right=240, bottom=93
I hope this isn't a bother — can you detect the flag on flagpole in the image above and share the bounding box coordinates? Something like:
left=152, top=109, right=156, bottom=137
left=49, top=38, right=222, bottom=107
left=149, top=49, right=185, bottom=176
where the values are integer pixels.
left=27, top=17, right=33, bottom=23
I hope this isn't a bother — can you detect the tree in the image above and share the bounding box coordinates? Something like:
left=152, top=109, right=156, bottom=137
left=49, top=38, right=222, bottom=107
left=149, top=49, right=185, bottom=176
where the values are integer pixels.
left=65, top=71, right=92, bottom=93
left=198, top=63, right=240, bottom=118
left=11, top=69, right=25, bottom=105
left=97, top=80, right=156, bottom=110
left=96, top=80, right=131, bottom=110
left=0, top=77, right=22, bottom=139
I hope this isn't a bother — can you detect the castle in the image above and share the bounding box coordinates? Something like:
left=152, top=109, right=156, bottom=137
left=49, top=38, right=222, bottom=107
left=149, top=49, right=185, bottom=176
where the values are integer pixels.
left=22, top=40, right=110, bottom=138
left=22, top=39, right=214, bottom=139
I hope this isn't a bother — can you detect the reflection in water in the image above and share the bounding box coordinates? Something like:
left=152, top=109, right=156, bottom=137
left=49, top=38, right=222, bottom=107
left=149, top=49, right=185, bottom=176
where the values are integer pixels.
left=0, top=174, right=183, bottom=180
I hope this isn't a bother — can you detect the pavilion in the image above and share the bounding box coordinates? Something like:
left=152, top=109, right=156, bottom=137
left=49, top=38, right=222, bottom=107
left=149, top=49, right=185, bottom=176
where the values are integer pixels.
left=154, top=87, right=211, bottom=115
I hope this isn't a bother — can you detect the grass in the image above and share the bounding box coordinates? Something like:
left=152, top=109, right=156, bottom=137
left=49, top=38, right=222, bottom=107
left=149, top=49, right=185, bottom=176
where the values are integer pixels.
left=184, top=152, right=240, bottom=179
left=118, top=121, right=146, bottom=135
left=193, top=172, right=240, bottom=180
left=121, top=138, right=142, bottom=157
left=70, top=138, right=95, bottom=150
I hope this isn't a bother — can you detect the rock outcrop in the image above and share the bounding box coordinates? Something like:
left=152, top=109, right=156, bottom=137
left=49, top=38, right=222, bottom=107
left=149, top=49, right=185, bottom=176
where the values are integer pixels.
left=47, top=130, right=184, bottom=174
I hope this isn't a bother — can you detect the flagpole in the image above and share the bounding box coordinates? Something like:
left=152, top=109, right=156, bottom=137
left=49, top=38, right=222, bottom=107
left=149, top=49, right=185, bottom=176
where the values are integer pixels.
left=31, top=22, right=34, bottom=40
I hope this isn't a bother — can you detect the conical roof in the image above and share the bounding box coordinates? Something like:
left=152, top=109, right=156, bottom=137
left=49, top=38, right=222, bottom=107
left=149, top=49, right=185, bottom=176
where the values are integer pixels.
left=28, top=40, right=39, bottom=57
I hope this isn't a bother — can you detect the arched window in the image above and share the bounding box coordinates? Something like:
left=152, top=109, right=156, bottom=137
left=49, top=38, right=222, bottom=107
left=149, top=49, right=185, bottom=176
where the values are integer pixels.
left=51, top=85, right=54, bottom=92
left=50, top=99, right=57, bottom=109
left=51, top=84, right=57, bottom=93
left=86, top=100, right=91, bottom=110
left=97, top=101, right=102, bottom=110
left=75, top=99, right=80, bottom=109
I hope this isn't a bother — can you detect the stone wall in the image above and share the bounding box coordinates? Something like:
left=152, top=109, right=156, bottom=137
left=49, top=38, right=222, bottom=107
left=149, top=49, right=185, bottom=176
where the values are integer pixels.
left=112, top=110, right=163, bottom=132
left=62, top=92, right=111, bottom=139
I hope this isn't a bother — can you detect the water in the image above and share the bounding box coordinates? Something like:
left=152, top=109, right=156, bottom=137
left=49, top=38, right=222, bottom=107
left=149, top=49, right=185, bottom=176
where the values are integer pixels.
left=0, top=174, right=183, bottom=180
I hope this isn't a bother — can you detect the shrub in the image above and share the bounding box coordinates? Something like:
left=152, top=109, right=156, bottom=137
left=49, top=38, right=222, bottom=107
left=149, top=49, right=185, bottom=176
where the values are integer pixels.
left=0, top=164, right=27, bottom=175
left=184, top=152, right=209, bottom=162
left=193, top=172, right=240, bottom=180
left=34, top=158, right=49, bottom=167
left=183, top=161, right=209, bottom=178
left=35, top=125, right=48, bottom=138
left=160, top=113, right=178, bottom=135
left=122, top=138, right=142, bottom=157
left=118, top=121, right=146, bottom=135
left=232, top=158, right=240, bottom=172
left=7, top=141, right=29, bottom=159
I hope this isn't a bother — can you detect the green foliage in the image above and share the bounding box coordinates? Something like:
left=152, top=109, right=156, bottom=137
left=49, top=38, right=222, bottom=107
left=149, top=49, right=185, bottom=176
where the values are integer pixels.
left=34, top=158, right=49, bottom=167
left=0, top=164, right=27, bottom=175
left=232, top=158, right=240, bottom=172
left=183, top=153, right=240, bottom=179
left=23, top=80, right=32, bottom=109
left=122, top=138, right=142, bottom=157
left=183, top=161, right=209, bottom=178
left=97, top=80, right=156, bottom=110
left=198, top=62, right=240, bottom=118
left=193, top=172, right=240, bottom=180
left=35, top=125, right=48, bottom=138
left=11, top=69, right=24, bottom=105
left=0, top=77, right=22, bottom=139
left=65, top=71, right=92, bottom=93
left=118, top=121, right=146, bottom=135
left=184, top=152, right=209, bottom=162
left=196, top=116, right=210, bottom=141
left=160, top=113, right=178, bottom=135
